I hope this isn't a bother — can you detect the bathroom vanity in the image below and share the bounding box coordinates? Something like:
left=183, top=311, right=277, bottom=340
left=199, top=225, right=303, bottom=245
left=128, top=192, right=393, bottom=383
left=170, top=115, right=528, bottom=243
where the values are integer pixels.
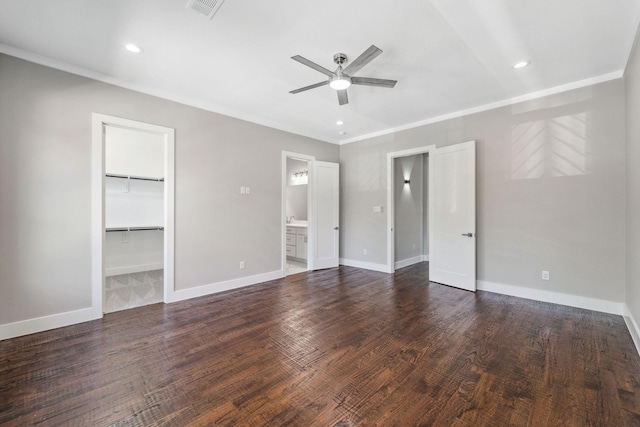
left=286, top=222, right=308, bottom=261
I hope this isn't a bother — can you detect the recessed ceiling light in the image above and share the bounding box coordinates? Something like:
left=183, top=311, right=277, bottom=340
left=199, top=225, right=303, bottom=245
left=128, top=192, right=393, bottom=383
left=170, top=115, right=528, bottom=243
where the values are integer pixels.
left=512, top=61, right=530, bottom=69
left=336, top=120, right=344, bottom=126
left=125, top=43, right=144, bottom=54
left=339, top=131, right=346, bottom=135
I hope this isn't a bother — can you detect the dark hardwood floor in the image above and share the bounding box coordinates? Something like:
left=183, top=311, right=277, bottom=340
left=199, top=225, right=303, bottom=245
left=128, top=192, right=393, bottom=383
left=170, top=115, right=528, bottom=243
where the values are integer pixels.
left=2, top=263, right=640, bottom=426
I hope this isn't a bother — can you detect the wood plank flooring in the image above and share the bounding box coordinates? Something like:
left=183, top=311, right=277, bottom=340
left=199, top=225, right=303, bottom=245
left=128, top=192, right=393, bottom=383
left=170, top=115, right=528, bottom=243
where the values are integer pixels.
left=2, top=263, right=640, bottom=426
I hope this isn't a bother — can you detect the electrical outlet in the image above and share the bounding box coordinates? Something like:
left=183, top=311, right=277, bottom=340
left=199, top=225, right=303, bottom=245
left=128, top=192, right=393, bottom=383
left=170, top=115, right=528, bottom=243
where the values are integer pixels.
left=245, top=186, right=250, bottom=194
left=542, top=270, right=550, bottom=281
left=240, top=261, right=245, bottom=270
left=363, top=249, right=368, bottom=255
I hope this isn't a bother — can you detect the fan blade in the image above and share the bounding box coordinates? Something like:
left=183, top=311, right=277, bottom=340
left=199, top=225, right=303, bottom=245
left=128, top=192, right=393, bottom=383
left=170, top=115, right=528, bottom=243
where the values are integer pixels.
left=351, top=76, right=397, bottom=88
left=343, top=45, right=383, bottom=76
left=291, top=55, right=335, bottom=77
left=290, top=81, right=329, bottom=94
left=337, top=89, right=349, bottom=106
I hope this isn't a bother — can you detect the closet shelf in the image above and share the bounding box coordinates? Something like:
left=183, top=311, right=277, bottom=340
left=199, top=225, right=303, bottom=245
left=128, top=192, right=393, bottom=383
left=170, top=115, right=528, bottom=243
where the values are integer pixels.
left=106, top=226, right=164, bottom=232
left=106, top=173, right=164, bottom=182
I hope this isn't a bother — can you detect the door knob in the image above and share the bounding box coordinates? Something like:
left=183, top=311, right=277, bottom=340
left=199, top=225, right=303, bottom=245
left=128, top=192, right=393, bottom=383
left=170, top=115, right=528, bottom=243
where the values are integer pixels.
left=334, top=227, right=339, bottom=230
left=461, top=232, right=473, bottom=237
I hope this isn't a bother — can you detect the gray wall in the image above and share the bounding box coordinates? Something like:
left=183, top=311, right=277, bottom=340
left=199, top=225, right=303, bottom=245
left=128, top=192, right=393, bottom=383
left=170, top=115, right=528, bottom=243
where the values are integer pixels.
left=286, top=158, right=309, bottom=221
left=340, top=79, right=627, bottom=302
left=0, top=54, right=338, bottom=325
left=625, top=30, right=640, bottom=322
left=394, top=155, right=424, bottom=262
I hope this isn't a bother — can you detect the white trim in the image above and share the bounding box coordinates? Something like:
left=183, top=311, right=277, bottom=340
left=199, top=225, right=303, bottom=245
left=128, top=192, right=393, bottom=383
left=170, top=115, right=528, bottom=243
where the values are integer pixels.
left=1, top=44, right=623, bottom=148
left=92, top=114, right=176, bottom=312
left=339, top=258, right=389, bottom=273
left=423, top=254, right=429, bottom=262
left=387, top=146, right=436, bottom=273
left=282, top=152, right=315, bottom=273
left=624, top=304, right=640, bottom=357
left=340, top=71, right=623, bottom=145
left=0, top=44, right=340, bottom=145
left=105, top=263, right=164, bottom=277
left=166, top=270, right=284, bottom=303
left=0, top=307, right=100, bottom=341
left=91, top=115, right=105, bottom=321
left=477, top=280, right=623, bottom=315
left=394, top=255, right=425, bottom=269
left=163, top=128, right=176, bottom=303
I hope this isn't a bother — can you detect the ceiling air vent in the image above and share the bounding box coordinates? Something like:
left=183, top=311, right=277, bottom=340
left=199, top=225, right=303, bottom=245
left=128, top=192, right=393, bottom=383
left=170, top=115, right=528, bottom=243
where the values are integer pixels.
left=186, top=0, right=226, bottom=20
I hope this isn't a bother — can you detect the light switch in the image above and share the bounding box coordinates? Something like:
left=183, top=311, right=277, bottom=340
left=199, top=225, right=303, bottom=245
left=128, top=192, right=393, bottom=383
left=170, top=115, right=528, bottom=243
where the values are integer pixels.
left=373, top=206, right=383, bottom=213
left=240, top=186, right=246, bottom=194
left=245, top=186, right=251, bottom=194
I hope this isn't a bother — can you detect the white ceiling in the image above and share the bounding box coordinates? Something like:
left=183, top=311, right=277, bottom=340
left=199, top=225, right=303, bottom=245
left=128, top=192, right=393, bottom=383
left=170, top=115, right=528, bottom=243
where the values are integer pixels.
left=1, top=0, right=639, bottom=144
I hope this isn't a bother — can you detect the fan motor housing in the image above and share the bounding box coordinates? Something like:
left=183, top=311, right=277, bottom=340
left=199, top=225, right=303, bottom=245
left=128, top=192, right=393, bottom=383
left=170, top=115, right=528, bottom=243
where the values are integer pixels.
left=333, top=53, right=348, bottom=65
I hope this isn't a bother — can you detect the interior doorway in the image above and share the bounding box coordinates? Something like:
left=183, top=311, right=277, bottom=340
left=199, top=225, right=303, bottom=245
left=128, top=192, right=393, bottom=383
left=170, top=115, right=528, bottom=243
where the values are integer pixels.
left=281, top=151, right=340, bottom=276
left=284, top=155, right=311, bottom=276
left=387, top=146, right=435, bottom=273
left=92, top=114, right=175, bottom=314
left=393, top=153, right=429, bottom=270
left=386, top=142, right=477, bottom=291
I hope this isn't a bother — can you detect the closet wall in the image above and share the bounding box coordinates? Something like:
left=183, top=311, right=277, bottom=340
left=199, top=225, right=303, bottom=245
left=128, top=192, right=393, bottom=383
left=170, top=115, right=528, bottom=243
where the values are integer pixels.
left=104, top=126, right=165, bottom=276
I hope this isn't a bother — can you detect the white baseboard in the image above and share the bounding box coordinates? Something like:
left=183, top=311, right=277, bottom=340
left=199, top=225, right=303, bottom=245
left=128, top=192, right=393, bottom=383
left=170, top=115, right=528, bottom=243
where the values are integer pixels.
left=0, top=307, right=102, bottom=341
left=166, top=269, right=285, bottom=303
left=395, top=255, right=425, bottom=269
left=624, top=304, right=640, bottom=356
left=106, top=262, right=164, bottom=276
left=477, top=280, right=623, bottom=315
left=423, top=254, right=429, bottom=262
left=339, top=258, right=389, bottom=273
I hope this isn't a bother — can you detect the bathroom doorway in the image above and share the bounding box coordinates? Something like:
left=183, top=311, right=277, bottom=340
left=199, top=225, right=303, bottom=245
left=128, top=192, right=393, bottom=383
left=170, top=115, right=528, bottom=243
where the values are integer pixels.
left=284, top=154, right=311, bottom=276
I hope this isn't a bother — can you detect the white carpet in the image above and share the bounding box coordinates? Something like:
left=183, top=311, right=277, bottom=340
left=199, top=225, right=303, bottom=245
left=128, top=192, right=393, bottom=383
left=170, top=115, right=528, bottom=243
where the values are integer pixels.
left=105, top=270, right=164, bottom=313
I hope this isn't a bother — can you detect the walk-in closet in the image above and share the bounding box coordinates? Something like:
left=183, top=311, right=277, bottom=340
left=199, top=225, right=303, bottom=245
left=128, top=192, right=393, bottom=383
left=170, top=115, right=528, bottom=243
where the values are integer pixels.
left=104, top=126, right=165, bottom=313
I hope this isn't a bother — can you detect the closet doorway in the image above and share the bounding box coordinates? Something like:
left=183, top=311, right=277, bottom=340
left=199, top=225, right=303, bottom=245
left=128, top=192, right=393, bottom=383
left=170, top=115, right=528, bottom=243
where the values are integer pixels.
left=91, top=114, right=175, bottom=314
left=284, top=154, right=311, bottom=276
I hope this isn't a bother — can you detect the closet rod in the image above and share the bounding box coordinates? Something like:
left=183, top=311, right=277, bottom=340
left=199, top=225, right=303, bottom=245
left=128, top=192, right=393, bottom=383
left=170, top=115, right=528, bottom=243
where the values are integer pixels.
left=106, top=173, right=164, bottom=182
left=106, top=226, right=164, bottom=232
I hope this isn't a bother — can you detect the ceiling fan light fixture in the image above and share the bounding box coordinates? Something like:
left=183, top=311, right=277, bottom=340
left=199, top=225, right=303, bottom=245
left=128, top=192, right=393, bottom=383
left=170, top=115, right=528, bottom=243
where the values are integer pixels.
left=329, top=76, right=351, bottom=90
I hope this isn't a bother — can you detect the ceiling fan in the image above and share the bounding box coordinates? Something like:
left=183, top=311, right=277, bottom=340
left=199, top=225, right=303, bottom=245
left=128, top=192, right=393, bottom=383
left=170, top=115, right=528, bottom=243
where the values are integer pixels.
left=289, top=45, right=397, bottom=106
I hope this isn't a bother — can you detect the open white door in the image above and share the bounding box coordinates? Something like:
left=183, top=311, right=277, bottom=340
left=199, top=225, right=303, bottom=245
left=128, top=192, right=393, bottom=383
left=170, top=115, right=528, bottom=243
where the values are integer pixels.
left=429, top=140, right=476, bottom=291
left=311, top=161, right=340, bottom=270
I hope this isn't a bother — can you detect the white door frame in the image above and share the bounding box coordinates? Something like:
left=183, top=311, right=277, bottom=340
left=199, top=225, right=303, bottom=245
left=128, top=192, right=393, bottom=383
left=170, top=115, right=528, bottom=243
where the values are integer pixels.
left=386, top=145, right=435, bottom=273
left=281, top=151, right=316, bottom=273
left=91, top=114, right=176, bottom=313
